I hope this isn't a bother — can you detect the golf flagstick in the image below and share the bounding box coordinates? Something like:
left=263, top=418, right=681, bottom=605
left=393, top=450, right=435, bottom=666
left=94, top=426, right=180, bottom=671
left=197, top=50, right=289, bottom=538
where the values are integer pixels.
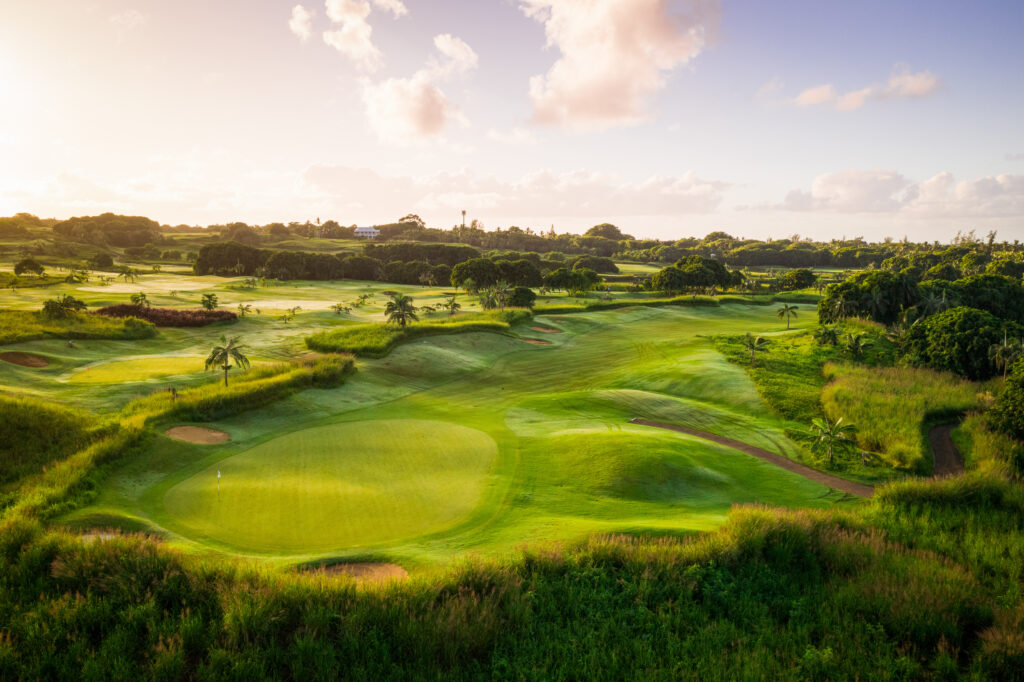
left=217, top=470, right=221, bottom=499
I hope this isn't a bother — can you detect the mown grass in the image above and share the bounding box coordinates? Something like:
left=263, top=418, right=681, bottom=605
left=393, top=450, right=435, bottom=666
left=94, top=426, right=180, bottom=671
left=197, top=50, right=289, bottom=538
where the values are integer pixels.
left=822, top=364, right=982, bottom=472
left=0, top=309, right=156, bottom=345
left=305, top=310, right=531, bottom=357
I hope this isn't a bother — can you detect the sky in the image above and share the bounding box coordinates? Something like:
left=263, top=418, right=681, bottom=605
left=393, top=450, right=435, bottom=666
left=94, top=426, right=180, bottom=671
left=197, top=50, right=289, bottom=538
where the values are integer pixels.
left=1, top=0, right=1023, bottom=242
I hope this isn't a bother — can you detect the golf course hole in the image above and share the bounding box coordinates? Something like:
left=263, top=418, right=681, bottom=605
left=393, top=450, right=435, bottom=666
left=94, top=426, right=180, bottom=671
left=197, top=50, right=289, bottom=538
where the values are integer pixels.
left=161, top=419, right=499, bottom=553
left=530, top=326, right=562, bottom=333
left=166, top=426, right=231, bottom=444
left=521, top=338, right=551, bottom=346
left=0, top=351, right=48, bottom=368
left=312, top=562, right=409, bottom=583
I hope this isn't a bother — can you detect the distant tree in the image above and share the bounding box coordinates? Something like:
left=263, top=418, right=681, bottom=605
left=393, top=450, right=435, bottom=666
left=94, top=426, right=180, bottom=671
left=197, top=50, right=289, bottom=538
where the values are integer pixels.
left=741, top=333, right=769, bottom=366
left=385, top=293, right=418, bottom=328
left=281, top=306, right=301, bottom=324
left=777, top=304, right=799, bottom=330
left=508, top=286, right=537, bottom=309
left=130, top=292, right=150, bottom=307
left=398, top=214, right=426, bottom=228
left=904, top=307, right=1014, bottom=380
left=205, top=335, right=250, bottom=387
left=236, top=303, right=253, bottom=318
left=14, top=257, right=44, bottom=277
left=119, top=267, right=141, bottom=284
left=41, top=294, right=87, bottom=319
left=989, top=332, right=1022, bottom=380
left=809, top=417, right=859, bottom=465
left=89, top=253, right=114, bottom=269
left=444, top=294, right=461, bottom=317
left=201, top=293, right=218, bottom=310
left=493, top=281, right=512, bottom=312
left=329, top=303, right=350, bottom=315
left=584, top=223, right=632, bottom=240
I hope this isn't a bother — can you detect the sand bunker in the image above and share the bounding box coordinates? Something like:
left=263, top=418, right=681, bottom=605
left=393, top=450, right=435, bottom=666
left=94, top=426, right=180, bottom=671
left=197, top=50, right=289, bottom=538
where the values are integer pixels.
left=165, top=426, right=231, bottom=444
left=0, top=351, right=49, bottom=368
left=316, top=562, right=409, bottom=582
left=521, top=338, right=552, bottom=346
left=530, top=326, right=562, bottom=333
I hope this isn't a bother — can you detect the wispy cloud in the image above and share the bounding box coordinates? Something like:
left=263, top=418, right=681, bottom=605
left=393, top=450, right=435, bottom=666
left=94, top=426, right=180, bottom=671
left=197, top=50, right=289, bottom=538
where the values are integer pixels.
left=789, top=64, right=942, bottom=112
left=321, top=0, right=407, bottom=71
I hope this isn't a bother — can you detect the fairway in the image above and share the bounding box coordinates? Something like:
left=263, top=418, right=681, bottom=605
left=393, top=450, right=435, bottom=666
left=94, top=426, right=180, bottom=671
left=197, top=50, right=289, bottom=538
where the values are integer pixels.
left=161, top=419, right=499, bottom=553
left=69, top=356, right=209, bottom=383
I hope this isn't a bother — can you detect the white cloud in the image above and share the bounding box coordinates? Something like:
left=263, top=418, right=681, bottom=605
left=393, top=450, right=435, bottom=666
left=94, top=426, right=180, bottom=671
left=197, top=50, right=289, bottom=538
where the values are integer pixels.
left=487, top=127, right=538, bottom=145
left=109, top=9, right=145, bottom=31
left=361, top=34, right=478, bottom=143
left=303, top=165, right=729, bottom=217
left=323, top=0, right=380, bottom=71
left=768, top=169, right=1024, bottom=218
left=519, top=0, right=720, bottom=131
left=371, top=0, right=407, bottom=18
left=788, top=64, right=942, bottom=112
left=289, top=5, right=314, bottom=42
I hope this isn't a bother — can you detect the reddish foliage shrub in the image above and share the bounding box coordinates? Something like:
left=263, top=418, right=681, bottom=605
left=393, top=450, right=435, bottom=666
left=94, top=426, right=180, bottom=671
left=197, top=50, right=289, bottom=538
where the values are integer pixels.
left=96, top=304, right=237, bottom=327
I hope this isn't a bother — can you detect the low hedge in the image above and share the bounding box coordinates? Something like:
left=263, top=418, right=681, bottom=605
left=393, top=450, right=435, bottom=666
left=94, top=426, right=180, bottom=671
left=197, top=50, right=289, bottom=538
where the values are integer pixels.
left=96, top=304, right=237, bottom=327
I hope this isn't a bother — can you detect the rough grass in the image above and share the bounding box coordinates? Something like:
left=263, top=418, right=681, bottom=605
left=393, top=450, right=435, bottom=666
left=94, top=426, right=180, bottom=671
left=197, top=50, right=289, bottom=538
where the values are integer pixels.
left=0, top=475, right=1021, bottom=678
left=822, top=363, right=981, bottom=472
left=0, top=396, right=102, bottom=487
left=0, top=310, right=156, bottom=345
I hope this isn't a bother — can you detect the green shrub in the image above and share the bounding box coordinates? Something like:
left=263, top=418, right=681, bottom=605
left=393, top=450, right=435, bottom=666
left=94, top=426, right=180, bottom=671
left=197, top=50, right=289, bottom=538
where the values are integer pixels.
left=990, top=358, right=1024, bottom=442
left=0, top=310, right=156, bottom=345
left=903, top=307, right=1016, bottom=380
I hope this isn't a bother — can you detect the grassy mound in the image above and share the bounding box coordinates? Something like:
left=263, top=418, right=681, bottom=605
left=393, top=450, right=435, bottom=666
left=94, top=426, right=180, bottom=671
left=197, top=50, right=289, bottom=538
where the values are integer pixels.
left=0, top=396, right=100, bottom=486
left=0, top=310, right=156, bottom=345
left=160, top=419, right=499, bottom=552
left=306, top=311, right=530, bottom=357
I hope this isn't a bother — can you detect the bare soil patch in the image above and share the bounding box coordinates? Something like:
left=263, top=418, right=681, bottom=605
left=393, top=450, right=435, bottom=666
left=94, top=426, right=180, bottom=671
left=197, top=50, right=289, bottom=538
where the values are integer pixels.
left=165, top=426, right=231, bottom=444
left=929, top=424, right=964, bottom=477
left=530, top=326, right=562, bottom=333
left=631, top=418, right=874, bottom=498
left=0, top=351, right=48, bottom=368
left=315, top=562, right=409, bottom=582
left=521, top=338, right=552, bottom=346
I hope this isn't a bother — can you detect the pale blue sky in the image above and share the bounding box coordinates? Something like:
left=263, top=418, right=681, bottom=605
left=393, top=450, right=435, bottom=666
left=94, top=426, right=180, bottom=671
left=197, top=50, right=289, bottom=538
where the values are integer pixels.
left=1, top=0, right=1022, bottom=240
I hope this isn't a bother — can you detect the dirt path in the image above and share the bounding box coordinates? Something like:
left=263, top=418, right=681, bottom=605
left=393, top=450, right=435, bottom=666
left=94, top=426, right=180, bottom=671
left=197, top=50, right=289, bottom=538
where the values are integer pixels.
left=928, top=424, right=964, bottom=477
left=629, top=418, right=874, bottom=498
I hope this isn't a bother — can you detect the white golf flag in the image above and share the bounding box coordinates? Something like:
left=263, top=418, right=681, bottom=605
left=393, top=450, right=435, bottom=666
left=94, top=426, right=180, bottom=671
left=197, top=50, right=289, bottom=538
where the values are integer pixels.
left=217, top=470, right=221, bottom=479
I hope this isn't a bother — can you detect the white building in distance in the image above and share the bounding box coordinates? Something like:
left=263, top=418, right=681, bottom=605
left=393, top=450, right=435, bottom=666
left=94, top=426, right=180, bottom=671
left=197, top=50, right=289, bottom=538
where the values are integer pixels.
left=354, top=226, right=380, bottom=239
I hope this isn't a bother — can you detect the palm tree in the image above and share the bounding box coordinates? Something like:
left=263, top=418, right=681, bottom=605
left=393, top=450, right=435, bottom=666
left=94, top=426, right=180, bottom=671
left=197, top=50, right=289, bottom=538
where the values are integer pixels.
left=385, top=293, right=418, bottom=328
left=329, top=302, right=350, bottom=315
left=493, top=281, right=512, bottom=312
left=845, top=333, right=873, bottom=359
left=989, top=331, right=1022, bottom=379
left=281, top=306, right=301, bottom=324
left=777, top=303, right=799, bottom=330
left=119, top=267, right=140, bottom=284
left=444, top=294, right=461, bottom=317
left=205, top=335, right=251, bottom=387
left=813, top=325, right=840, bottom=346
left=741, top=332, right=769, bottom=366
left=201, top=293, right=218, bottom=310
left=130, top=292, right=150, bottom=307
left=809, top=417, right=858, bottom=465
left=237, top=303, right=253, bottom=318
left=418, top=271, right=437, bottom=287
left=867, top=288, right=888, bottom=320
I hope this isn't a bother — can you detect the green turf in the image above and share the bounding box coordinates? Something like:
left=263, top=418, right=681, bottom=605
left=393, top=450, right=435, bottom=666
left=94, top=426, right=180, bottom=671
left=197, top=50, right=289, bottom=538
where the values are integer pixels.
left=159, top=419, right=498, bottom=553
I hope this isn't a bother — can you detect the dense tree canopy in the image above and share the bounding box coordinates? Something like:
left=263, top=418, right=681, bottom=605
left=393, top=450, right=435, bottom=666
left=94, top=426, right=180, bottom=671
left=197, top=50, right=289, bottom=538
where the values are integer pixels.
left=903, top=307, right=1015, bottom=380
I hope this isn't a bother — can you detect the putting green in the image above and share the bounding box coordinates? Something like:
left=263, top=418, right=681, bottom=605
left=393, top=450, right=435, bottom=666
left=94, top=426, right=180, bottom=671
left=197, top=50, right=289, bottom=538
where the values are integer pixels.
left=161, top=419, right=498, bottom=553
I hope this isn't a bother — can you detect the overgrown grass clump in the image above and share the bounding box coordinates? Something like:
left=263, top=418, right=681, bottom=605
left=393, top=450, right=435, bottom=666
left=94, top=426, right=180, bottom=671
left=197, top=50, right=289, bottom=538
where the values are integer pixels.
left=822, top=364, right=982, bottom=472
left=306, top=310, right=531, bottom=357
left=0, top=309, right=156, bottom=345
left=0, top=477, right=1021, bottom=678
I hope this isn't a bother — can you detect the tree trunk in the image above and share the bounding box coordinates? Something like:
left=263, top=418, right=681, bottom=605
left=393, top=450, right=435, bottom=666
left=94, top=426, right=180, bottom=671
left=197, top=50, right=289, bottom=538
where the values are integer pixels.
left=224, top=365, right=229, bottom=387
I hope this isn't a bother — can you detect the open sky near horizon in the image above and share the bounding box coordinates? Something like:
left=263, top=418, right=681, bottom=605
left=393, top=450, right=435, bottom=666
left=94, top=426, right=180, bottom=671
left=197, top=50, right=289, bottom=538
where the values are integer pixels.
left=1, top=0, right=1023, bottom=241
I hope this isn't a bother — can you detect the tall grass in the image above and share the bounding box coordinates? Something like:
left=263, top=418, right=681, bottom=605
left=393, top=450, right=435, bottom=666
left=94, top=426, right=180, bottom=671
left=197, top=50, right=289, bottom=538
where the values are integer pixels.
left=306, top=310, right=531, bottom=357
left=822, top=363, right=981, bottom=472
left=0, top=474, right=1021, bottom=678
left=0, top=310, right=156, bottom=345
